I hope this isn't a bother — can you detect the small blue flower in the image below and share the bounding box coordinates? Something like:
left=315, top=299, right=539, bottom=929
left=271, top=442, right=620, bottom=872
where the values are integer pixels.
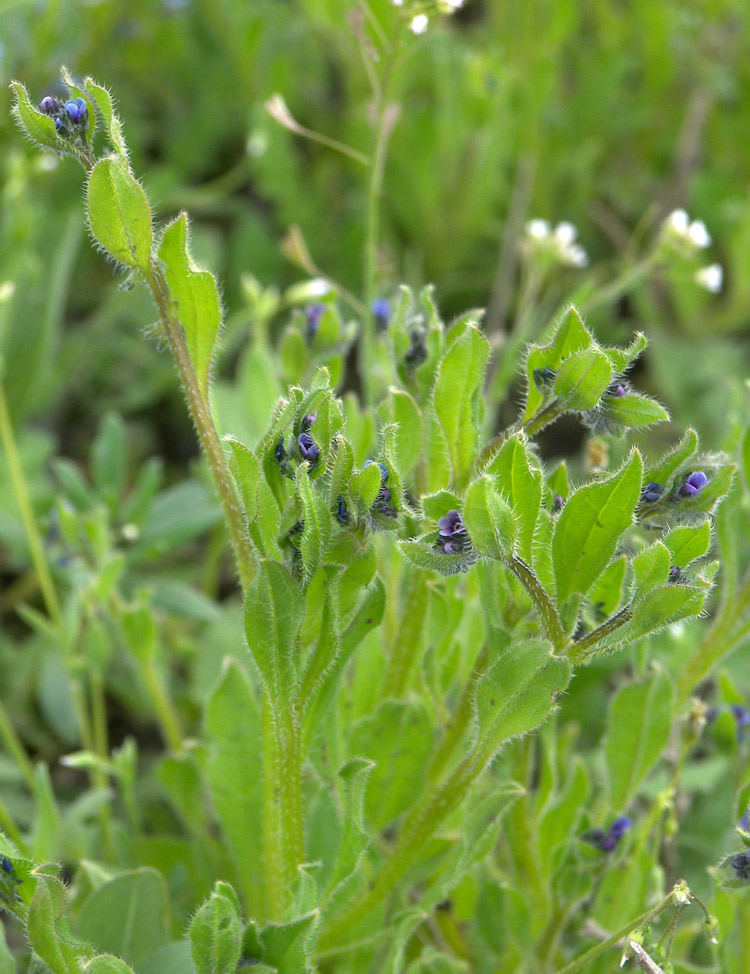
left=371, top=297, right=391, bottom=331
left=739, top=808, right=750, bottom=832
left=682, top=470, right=708, bottom=497
left=298, top=431, right=320, bottom=463
left=533, top=366, right=556, bottom=388
left=64, top=99, right=86, bottom=123
left=336, top=497, right=349, bottom=524
left=274, top=435, right=286, bottom=462
left=641, top=481, right=664, bottom=503
left=305, top=303, right=326, bottom=337
left=724, top=849, right=750, bottom=881
left=0, top=857, right=14, bottom=876
left=552, top=493, right=565, bottom=512
left=581, top=816, right=632, bottom=853
left=40, top=96, right=57, bottom=115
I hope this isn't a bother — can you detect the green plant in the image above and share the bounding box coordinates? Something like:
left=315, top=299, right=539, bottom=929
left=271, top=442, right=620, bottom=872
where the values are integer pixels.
left=3, top=61, right=750, bottom=974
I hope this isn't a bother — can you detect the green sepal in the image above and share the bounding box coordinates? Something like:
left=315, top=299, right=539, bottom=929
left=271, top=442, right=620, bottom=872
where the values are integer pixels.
left=601, top=331, right=647, bottom=373
left=632, top=541, right=671, bottom=593
left=349, top=462, right=383, bottom=512
left=644, top=428, right=698, bottom=486
left=296, top=465, right=333, bottom=580
left=87, top=156, right=153, bottom=272
left=225, top=435, right=262, bottom=526
left=399, top=539, right=479, bottom=576
left=421, top=489, right=463, bottom=522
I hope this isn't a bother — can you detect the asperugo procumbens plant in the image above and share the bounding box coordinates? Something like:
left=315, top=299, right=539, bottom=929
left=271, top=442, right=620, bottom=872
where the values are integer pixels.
left=6, top=70, right=741, bottom=974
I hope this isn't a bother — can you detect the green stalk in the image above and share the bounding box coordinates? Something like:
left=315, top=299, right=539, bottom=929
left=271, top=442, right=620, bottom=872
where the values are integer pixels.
left=139, top=657, right=183, bottom=751
left=567, top=603, right=634, bottom=662
left=381, top=569, right=430, bottom=698
left=0, top=700, right=35, bottom=792
left=504, top=555, right=565, bottom=651
left=261, top=701, right=304, bottom=921
left=427, top=647, right=488, bottom=785
left=550, top=892, right=674, bottom=974
left=360, top=23, right=403, bottom=407
left=145, top=268, right=256, bottom=589
left=0, top=374, right=62, bottom=625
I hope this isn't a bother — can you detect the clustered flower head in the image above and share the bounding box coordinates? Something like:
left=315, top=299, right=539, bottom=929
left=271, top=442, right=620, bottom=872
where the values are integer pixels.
left=40, top=94, right=88, bottom=137
left=723, top=849, right=750, bottom=881
left=581, top=816, right=632, bottom=853
left=523, top=219, right=589, bottom=269
left=661, top=208, right=711, bottom=252
left=363, top=459, right=397, bottom=520
left=434, top=509, right=473, bottom=556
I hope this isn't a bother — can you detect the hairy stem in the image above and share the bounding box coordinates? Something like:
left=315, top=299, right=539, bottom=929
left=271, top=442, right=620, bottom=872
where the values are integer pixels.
left=504, top=555, right=566, bottom=651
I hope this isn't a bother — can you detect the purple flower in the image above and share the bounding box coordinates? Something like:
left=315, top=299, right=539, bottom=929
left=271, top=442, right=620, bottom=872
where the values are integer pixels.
left=336, top=496, right=349, bottom=524
left=582, top=816, right=632, bottom=853
left=641, top=481, right=664, bottom=503
left=298, top=431, right=320, bottom=463
left=372, top=297, right=391, bottom=331
left=300, top=413, right=317, bottom=431
left=40, top=96, right=57, bottom=115
left=739, top=808, right=750, bottom=832
left=682, top=471, right=708, bottom=497
left=438, top=510, right=466, bottom=538
left=274, top=436, right=286, bottom=462
left=726, top=850, right=750, bottom=881
left=305, top=303, right=326, bottom=337
left=64, top=99, right=86, bottom=123
left=730, top=705, right=750, bottom=730
left=0, top=857, right=14, bottom=876
left=552, top=493, right=565, bottom=512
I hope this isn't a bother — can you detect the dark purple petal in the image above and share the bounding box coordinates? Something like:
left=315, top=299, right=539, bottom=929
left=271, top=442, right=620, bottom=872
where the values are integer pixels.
left=298, top=432, right=320, bottom=462
left=305, top=303, right=326, bottom=336
left=608, top=816, right=632, bottom=840
left=641, top=481, right=664, bottom=503
left=371, top=297, right=391, bottom=331
left=40, top=96, right=57, bottom=115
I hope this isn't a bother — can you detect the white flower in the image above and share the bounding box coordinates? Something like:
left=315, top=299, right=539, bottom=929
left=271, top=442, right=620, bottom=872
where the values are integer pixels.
left=525, top=218, right=551, bottom=239
left=688, top=219, right=711, bottom=248
left=410, top=13, right=429, bottom=33
left=695, top=263, right=723, bottom=293
left=666, top=208, right=689, bottom=234
left=554, top=221, right=578, bottom=246
left=392, top=0, right=404, bottom=5
left=565, top=243, right=589, bottom=268
left=662, top=209, right=712, bottom=252
left=441, top=0, right=464, bottom=8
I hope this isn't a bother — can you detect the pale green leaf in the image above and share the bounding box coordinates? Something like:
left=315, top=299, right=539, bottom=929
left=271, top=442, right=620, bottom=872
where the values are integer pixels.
left=87, top=157, right=152, bottom=271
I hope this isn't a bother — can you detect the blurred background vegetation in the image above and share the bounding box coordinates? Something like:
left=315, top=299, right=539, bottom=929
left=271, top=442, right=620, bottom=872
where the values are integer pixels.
left=2, top=0, right=749, bottom=459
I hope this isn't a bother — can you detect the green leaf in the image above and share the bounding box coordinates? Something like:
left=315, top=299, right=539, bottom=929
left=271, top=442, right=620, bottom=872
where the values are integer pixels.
left=553, top=451, right=643, bottom=603
left=296, top=464, right=332, bottom=579
left=189, top=886, right=243, bottom=974
left=474, top=642, right=570, bottom=757
left=326, top=757, right=374, bottom=894
left=244, top=560, right=304, bottom=702
left=432, top=324, right=490, bottom=489
left=600, top=393, right=669, bottom=429
left=628, top=584, right=706, bottom=641
left=391, top=388, right=422, bottom=477
left=87, top=157, right=152, bottom=271
left=204, top=660, right=263, bottom=919
left=83, top=77, right=129, bottom=160
left=138, top=941, right=197, bottom=974
left=538, top=759, right=589, bottom=870
left=663, top=521, right=712, bottom=567
left=742, top=423, right=750, bottom=493
left=92, top=412, right=128, bottom=507
left=587, top=556, right=627, bottom=617
left=158, top=213, right=222, bottom=401
left=348, top=700, right=434, bottom=830
left=606, top=670, right=674, bottom=809
left=523, top=308, right=594, bottom=420
left=254, top=913, right=320, bottom=974
left=553, top=348, right=612, bottom=411
left=10, top=81, right=64, bottom=153
left=27, top=875, right=84, bottom=974
left=484, top=434, right=542, bottom=562
left=78, top=868, right=170, bottom=966
left=224, top=435, right=261, bottom=525
left=82, top=958, right=135, bottom=974
left=463, top=477, right=515, bottom=560
left=0, top=921, right=16, bottom=974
